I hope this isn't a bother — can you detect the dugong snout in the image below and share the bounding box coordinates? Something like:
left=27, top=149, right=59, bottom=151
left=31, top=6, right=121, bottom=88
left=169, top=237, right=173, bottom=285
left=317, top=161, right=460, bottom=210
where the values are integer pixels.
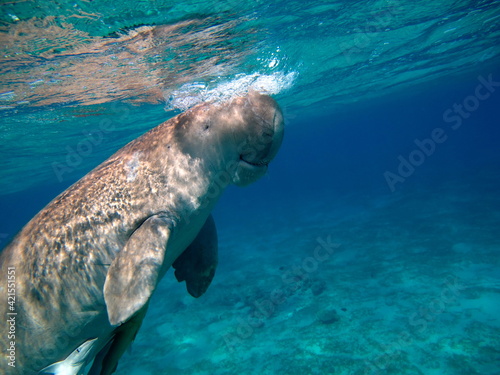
left=247, top=91, right=285, bottom=163
left=232, top=92, right=284, bottom=186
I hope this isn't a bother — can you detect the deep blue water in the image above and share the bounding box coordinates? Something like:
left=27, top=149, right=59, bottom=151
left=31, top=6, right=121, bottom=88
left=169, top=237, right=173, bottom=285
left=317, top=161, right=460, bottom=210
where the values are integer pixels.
left=1, top=1, right=500, bottom=374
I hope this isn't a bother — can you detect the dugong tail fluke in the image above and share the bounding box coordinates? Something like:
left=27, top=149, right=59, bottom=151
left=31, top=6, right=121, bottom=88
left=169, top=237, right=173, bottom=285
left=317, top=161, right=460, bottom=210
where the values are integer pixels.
left=0, top=92, right=284, bottom=374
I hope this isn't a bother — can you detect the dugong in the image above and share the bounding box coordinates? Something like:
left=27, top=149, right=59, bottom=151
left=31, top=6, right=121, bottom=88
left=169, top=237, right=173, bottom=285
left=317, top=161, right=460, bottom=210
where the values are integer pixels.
left=0, top=92, right=284, bottom=374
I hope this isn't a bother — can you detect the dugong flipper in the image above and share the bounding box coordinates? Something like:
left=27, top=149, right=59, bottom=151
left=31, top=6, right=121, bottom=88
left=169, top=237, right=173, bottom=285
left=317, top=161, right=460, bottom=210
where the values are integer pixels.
left=103, top=214, right=175, bottom=326
left=173, top=214, right=218, bottom=298
left=93, top=215, right=217, bottom=375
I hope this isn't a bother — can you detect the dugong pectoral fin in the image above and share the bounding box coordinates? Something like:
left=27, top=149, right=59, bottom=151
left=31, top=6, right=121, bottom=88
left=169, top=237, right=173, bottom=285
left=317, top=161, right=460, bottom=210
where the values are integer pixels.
left=104, top=214, right=174, bottom=326
left=173, top=214, right=218, bottom=298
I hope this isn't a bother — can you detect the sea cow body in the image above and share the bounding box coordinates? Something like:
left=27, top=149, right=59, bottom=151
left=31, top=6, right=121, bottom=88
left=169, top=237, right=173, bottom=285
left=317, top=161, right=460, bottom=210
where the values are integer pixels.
left=0, top=92, right=284, bottom=374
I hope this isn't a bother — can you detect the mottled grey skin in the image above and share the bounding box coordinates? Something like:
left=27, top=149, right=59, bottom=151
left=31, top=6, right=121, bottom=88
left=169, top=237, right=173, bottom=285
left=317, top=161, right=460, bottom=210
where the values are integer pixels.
left=0, top=92, right=284, bottom=374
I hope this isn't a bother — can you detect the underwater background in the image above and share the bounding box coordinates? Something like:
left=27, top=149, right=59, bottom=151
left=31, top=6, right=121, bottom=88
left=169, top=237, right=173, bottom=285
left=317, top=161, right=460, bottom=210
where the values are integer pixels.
left=1, top=0, right=500, bottom=374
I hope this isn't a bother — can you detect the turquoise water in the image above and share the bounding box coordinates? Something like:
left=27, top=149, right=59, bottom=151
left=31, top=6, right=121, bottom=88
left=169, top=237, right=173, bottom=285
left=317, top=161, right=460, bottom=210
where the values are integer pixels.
left=1, top=0, right=500, bottom=374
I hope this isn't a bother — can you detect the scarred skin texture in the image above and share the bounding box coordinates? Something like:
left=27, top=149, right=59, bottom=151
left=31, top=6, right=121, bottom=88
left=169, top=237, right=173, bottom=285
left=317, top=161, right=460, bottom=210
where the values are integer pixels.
left=0, top=92, right=284, bottom=374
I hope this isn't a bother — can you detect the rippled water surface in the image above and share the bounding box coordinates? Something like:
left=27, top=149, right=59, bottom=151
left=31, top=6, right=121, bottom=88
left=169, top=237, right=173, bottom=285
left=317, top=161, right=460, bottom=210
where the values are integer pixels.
left=1, top=0, right=500, bottom=193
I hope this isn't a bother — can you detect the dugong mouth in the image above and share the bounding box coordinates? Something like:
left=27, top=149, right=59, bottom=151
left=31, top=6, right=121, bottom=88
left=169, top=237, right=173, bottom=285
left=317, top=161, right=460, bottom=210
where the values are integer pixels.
left=233, top=157, right=269, bottom=186
left=239, top=157, right=269, bottom=167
